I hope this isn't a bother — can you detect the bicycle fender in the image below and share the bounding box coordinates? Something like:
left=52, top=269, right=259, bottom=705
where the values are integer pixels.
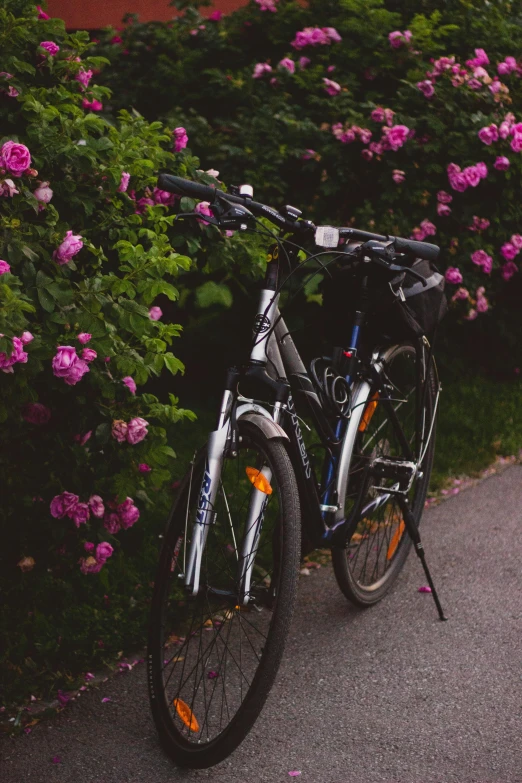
left=239, top=412, right=289, bottom=441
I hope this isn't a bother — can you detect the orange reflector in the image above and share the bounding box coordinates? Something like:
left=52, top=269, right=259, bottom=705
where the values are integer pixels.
left=245, top=466, right=273, bottom=495
left=386, top=520, right=405, bottom=560
left=173, top=698, right=200, bottom=732
left=359, top=392, right=380, bottom=432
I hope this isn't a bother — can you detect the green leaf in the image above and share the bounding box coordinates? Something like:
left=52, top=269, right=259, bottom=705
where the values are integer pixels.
left=195, top=281, right=233, bottom=309
left=37, top=288, right=55, bottom=312
left=163, top=353, right=185, bottom=375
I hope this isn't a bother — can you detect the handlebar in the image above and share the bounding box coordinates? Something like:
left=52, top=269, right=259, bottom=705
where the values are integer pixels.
left=157, top=173, right=440, bottom=263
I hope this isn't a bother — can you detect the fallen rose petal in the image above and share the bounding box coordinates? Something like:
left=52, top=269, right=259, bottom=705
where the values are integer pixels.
left=418, top=586, right=432, bottom=593
left=24, top=727, right=32, bottom=734
left=288, top=773, right=302, bottom=777
left=101, top=697, right=111, bottom=703
left=208, top=670, right=219, bottom=679
left=51, top=756, right=61, bottom=764
left=84, top=672, right=94, bottom=681
left=79, top=686, right=87, bottom=692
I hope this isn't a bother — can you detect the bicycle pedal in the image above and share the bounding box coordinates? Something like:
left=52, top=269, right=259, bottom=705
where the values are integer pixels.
left=370, top=457, right=417, bottom=489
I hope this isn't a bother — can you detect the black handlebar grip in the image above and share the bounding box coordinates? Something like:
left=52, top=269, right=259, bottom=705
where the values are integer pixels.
left=157, top=173, right=219, bottom=202
left=393, top=236, right=440, bottom=263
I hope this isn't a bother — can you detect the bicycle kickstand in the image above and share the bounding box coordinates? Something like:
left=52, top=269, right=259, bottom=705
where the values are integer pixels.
left=396, top=495, right=448, bottom=622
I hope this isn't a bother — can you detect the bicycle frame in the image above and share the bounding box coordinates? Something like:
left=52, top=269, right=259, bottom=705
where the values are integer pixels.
left=182, top=247, right=439, bottom=596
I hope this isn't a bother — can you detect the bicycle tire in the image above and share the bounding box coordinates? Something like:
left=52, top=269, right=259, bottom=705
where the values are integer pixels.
left=332, top=343, right=437, bottom=607
left=148, top=420, right=301, bottom=768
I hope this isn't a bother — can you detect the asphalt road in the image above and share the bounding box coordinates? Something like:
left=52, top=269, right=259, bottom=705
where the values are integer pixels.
left=2, top=466, right=522, bottom=783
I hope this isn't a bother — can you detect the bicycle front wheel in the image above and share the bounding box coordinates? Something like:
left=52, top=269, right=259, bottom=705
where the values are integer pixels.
left=332, top=343, right=437, bottom=606
left=148, top=420, right=301, bottom=768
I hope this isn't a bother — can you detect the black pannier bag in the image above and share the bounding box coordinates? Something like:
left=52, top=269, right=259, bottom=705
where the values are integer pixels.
left=321, top=257, right=448, bottom=349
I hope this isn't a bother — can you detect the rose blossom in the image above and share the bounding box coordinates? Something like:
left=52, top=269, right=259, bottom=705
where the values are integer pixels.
left=511, top=134, right=522, bottom=153
left=0, top=260, right=10, bottom=274
left=82, top=98, right=103, bottom=111
left=33, top=181, right=53, bottom=203
left=466, top=48, right=489, bottom=68
left=53, top=230, right=83, bottom=264
left=511, top=234, right=522, bottom=249
left=88, top=495, right=105, bottom=518
left=77, top=333, right=91, bottom=344
left=126, top=417, right=149, bottom=445
left=138, top=463, right=151, bottom=473
left=118, top=172, right=130, bottom=192
left=122, top=376, right=137, bottom=394
left=478, top=125, right=498, bottom=145
left=445, top=267, right=463, bottom=284
left=51, top=346, right=78, bottom=378
left=173, top=127, right=188, bottom=152
left=437, top=203, right=451, bottom=216
left=96, top=542, right=114, bottom=562
left=80, top=556, right=103, bottom=575
left=22, top=402, right=51, bottom=424
left=371, top=107, right=385, bottom=123
left=301, top=149, right=316, bottom=160
left=388, top=30, right=411, bottom=49
left=299, top=57, right=311, bottom=69
left=384, top=125, right=410, bottom=151
left=494, top=156, right=510, bottom=171
left=117, top=497, right=140, bottom=529
left=75, top=69, right=93, bottom=89
left=392, top=169, right=405, bottom=183
left=1, top=141, right=31, bottom=176
left=476, top=294, right=489, bottom=313
left=112, top=419, right=128, bottom=442
left=417, top=80, right=435, bottom=98
left=153, top=187, right=176, bottom=206
left=278, top=58, right=295, bottom=74
left=501, top=242, right=518, bottom=261
left=103, top=512, right=121, bottom=535
left=452, top=287, right=469, bottom=301
left=149, top=306, right=162, bottom=321
left=40, top=41, right=59, bottom=56
left=50, top=491, right=79, bottom=519
left=37, top=5, right=50, bottom=19
left=81, top=348, right=97, bottom=362
left=0, top=178, right=19, bottom=197
left=323, top=78, right=341, bottom=96
left=502, top=261, right=518, bottom=280
left=71, top=503, right=90, bottom=528
left=84, top=542, right=95, bottom=553
left=253, top=63, right=272, bottom=79
left=361, top=149, right=373, bottom=161
left=255, top=0, right=278, bottom=11
left=471, top=249, right=493, bottom=273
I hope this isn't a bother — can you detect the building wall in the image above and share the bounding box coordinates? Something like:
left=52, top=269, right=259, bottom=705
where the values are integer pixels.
left=46, top=1, right=247, bottom=29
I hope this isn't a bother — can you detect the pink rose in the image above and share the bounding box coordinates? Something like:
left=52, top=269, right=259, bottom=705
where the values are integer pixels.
left=40, top=41, right=59, bottom=56
left=37, top=5, right=50, bottom=19
left=475, top=162, right=488, bottom=179
left=476, top=295, right=489, bottom=313
left=118, top=172, right=130, bottom=193
left=173, top=126, right=188, bottom=152
left=50, top=495, right=66, bottom=518
left=77, top=333, right=91, bottom=344
left=392, top=169, right=405, bottom=183
left=340, top=130, right=356, bottom=144
left=138, top=463, right=151, bottom=473
left=126, top=417, right=149, bottom=445
left=1, top=141, right=31, bottom=176
left=499, top=121, right=511, bottom=139
left=298, top=57, right=311, bottom=69
left=501, top=242, right=518, bottom=261
left=149, top=306, right=162, bottom=321
left=494, top=156, right=510, bottom=171
left=466, top=48, right=489, bottom=68
left=511, top=234, right=522, bottom=249
left=88, top=495, right=105, bottom=518
left=510, top=134, right=522, bottom=153
left=209, top=10, right=222, bottom=20
left=385, top=125, right=410, bottom=151
left=52, top=346, right=78, bottom=378
left=437, top=190, right=452, bottom=204
left=502, top=261, right=518, bottom=280
left=449, top=172, right=468, bottom=192
left=253, top=62, right=272, bottom=79
left=437, top=203, right=451, bottom=216
left=0, top=260, right=11, bottom=274
left=278, top=58, right=295, bottom=74
left=153, top=187, right=176, bottom=206
left=84, top=542, right=95, bottom=553
left=417, top=80, right=435, bottom=98
left=471, top=250, right=493, bottom=272
left=22, top=402, right=51, bottom=424
left=117, top=497, right=140, bottom=529
left=420, top=219, right=436, bottom=237
left=445, top=267, right=463, bottom=284
left=323, top=78, right=341, bottom=96
left=71, top=502, right=90, bottom=528
left=33, top=181, right=53, bottom=203
left=478, top=125, right=498, bottom=145
left=53, top=230, right=83, bottom=264
left=96, top=542, right=114, bottom=562
left=80, top=556, right=103, bottom=575
left=112, top=419, right=128, bottom=442
left=371, top=107, right=385, bottom=123
left=0, top=178, right=19, bottom=197
left=122, top=376, right=136, bottom=394
left=75, top=69, right=93, bottom=89
left=255, top=0, right=278, bottom=11
left=103, top=512, right=121, bottom=535
left=463, top=166, right=481, bottom=187
left=82, top=98, right=103, bottom=111
left=301, top=149, right=316, bottom=160
left=361, top=149, right=373, bottom=161
left=74, top=430, right=92, bottom=446
left=81, top=348, right=97, bottom=362
left=489, top=79, right=502, bottom=94
left=452, top=287, right=469, bottom=301
left=388, top=30, right=411, bottom=49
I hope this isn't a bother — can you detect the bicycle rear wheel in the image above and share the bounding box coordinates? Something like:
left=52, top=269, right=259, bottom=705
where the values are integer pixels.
left=332, top=343, right=437, bottom=606
left=148, top=420, right=301, bottom=768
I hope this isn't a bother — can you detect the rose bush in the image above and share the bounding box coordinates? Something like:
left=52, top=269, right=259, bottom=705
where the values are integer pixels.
left=0, top=0, right=271, bottom=705
left=95, top=0, right=522, bottom=367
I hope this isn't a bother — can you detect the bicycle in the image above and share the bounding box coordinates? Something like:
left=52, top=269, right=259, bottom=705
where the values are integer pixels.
left=147, top=174, right=447, bottom=768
